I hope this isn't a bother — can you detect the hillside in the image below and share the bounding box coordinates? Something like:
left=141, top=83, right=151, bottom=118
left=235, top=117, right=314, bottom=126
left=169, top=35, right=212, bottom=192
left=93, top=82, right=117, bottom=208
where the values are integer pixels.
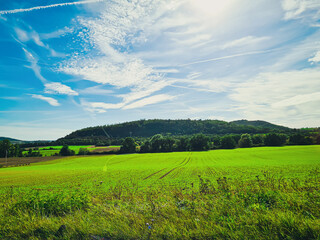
left=58, top=119, right=292, bottom=141
left=0, top=137, right=24, bottom=143
left=230, top=120, right=291, bottom=131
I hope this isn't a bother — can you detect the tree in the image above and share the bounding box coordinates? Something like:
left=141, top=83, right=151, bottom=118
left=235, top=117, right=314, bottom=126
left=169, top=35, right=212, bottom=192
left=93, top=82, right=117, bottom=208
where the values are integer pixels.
left=59, top=145, right=75, bottom=156
left=264, top=133, right=287, bottom=146
left=189, top=134, right=210, bottom=151
left=289, top=133, right=313, bottom=145
left=238, top=134, right=253, bottom=148
left=120, top=137, right=136, bottom=153
left=211, top=136, right=221, bottom=149
left=0, top=140, right=11, bottom=158
left=252, top=134, right=264, bottom=146
left=221, top=135, right=236, bottom=149
left=140, top=140, right=151, bottom=153
left=176, top=137, right=190, bottom=151
left=150, top=134, right=164, bottom=152
left=161, top=136, right=175, bottom=152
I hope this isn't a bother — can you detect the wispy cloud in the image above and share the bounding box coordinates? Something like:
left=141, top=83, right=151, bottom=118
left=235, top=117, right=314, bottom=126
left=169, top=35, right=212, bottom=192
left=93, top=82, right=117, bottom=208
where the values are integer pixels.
left=0, top=0, right=103, bottom=15
left=282, top=0, right=320, bottom=20
left=230, top=68, right=320, bottom=126
left=222, top=36, right=270, bottom=49
left=82, top=93, right=175, bottom=112
left=22, top=47, right=46, bottom=83
left=78, top=85, right=113, bottom=95
left=15, top=26, right=65, bottom=57
left=123, top=94, right=176, bottom=110
left=31, top=94, right=60, bottom=106
left=58, top=0, right=179, bottom=108
left=178, top=50, right=272, bottom=67
left=44, top=82, right=78, bottom=96
left=21, top=47, right=78, bottom=96
left=309, top=51, right=320, bottom=63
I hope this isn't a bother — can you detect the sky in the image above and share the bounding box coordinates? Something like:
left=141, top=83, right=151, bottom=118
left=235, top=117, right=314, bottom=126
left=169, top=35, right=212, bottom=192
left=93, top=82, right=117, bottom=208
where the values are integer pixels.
left=0, top=0, right=320, bottom=140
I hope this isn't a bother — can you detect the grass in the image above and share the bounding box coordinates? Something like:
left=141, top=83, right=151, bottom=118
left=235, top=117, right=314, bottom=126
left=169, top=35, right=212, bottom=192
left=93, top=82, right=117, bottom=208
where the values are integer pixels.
left=0, top=145, right=320, bottom=239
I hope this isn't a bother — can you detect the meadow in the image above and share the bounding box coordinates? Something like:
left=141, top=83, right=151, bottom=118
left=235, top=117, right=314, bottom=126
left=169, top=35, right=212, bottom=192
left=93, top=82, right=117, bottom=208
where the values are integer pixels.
left=0, top=146, right=319, bottom=239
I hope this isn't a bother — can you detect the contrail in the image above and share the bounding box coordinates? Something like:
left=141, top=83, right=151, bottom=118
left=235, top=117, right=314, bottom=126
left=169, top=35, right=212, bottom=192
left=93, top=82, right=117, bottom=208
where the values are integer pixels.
left=179, top=50, right=272, bottom=67
left=0, top=0, right=103, bottom=15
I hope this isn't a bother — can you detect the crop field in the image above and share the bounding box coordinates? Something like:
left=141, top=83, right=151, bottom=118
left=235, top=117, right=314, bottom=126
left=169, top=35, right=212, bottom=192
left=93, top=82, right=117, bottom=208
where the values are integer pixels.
left=0, top=146, right=320, bottom=239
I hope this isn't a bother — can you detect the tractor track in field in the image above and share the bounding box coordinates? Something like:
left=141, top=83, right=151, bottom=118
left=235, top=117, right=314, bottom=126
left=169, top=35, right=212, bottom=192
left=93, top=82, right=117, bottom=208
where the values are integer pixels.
left=159, top=153, right=192, bottom=179
left=143, top=168, right=167, bottom=180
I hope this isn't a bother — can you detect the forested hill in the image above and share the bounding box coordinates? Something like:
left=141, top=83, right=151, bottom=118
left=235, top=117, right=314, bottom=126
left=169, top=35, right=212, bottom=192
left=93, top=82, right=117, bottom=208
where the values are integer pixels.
left=59, top=119, right=292, bottom=140
left=230, top=120, right=291, bottom=131
left=0, top=137, right=25, bottom=144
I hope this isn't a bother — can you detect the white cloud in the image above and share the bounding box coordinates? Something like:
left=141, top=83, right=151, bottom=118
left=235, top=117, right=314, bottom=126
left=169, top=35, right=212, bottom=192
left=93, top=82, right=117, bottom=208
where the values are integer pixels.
left=81, top=93, right=175, bottom=112
left=22, top=48, right=46, bottom=83
left=0, top=0, right=103, bottom=15
left=15, top=27, right=64, bottom=57
left=44, top=82, right=78, bottom=96
left=79, top=85, right=113, bottom=95
left=59, top=0, right=181, bottom=107
left=230, top=68, right=320, bottom=126
left=272, top=92, right=320, bottom=107
left=222, top=36, right=270, bottom=49
left=40, top=27, right=74, bottom=39
left=179, top=50, right=271, bottom=67
left=308, top=51, right=320, bottom=63
left=123, top=94, right=176, bottom=110
left=31, top=94, right=60, bottom=106
left=179, top=79, right=232, bottom=93
left=282, top=0, right=320, bottom=20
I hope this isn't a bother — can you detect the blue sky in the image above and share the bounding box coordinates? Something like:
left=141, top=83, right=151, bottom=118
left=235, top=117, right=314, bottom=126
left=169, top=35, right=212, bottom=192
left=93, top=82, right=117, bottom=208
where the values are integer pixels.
left=0, top=0, right=320, bottom=140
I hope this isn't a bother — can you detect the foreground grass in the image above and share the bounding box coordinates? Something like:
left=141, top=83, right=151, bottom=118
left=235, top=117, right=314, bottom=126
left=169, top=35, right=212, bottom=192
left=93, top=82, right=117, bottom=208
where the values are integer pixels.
left=0, top=146, right=319, bottom=239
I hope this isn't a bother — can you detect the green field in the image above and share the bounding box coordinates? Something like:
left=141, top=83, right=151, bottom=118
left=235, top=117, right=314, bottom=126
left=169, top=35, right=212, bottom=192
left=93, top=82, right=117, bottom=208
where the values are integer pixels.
left=1, top=146, right=320, bottom=239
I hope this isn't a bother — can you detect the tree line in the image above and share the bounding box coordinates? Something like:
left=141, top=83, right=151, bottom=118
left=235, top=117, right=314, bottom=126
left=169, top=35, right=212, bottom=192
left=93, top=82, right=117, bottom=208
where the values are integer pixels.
left=1, top=130, right=319, bottom=158
left=119, top=132, right=320, bottom=153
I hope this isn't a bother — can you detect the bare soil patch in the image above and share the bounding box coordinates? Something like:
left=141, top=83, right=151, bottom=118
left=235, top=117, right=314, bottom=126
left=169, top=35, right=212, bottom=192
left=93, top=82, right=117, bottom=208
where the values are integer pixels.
left=0, top=156, right=64, bottom=167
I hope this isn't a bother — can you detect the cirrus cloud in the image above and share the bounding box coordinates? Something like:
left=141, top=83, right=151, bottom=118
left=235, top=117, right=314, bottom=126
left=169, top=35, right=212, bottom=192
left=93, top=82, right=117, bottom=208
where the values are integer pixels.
left=31, top=94, right=60, bottom=106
